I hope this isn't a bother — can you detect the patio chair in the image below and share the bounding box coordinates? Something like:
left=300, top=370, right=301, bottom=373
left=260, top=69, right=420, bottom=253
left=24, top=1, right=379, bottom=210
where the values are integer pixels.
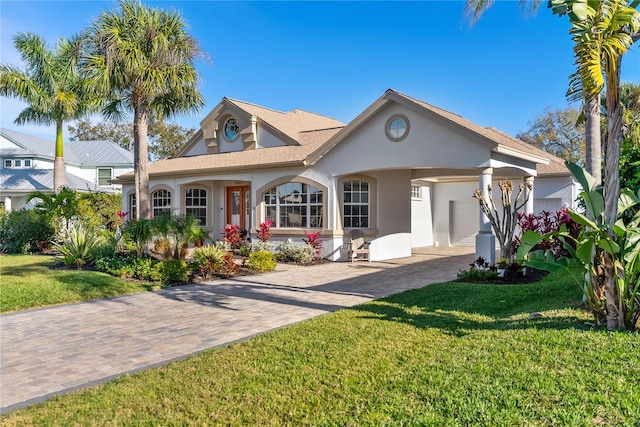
left=347, top=230, right=370, bottom=262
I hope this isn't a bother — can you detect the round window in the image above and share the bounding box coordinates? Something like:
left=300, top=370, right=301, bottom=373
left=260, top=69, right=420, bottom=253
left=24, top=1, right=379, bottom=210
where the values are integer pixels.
left=385, top=114, right=410, bottom=142
left=223, top=118, right=239, bottom=141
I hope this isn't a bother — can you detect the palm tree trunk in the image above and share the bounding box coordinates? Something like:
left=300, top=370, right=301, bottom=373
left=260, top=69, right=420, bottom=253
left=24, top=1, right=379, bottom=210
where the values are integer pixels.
left=53, top=120, right=66, bottom=192
left=603, top=57, right=624, bottom=331
left=584, top=94, right=602, bottom=187
left=134, top=102, right=150, bottom=219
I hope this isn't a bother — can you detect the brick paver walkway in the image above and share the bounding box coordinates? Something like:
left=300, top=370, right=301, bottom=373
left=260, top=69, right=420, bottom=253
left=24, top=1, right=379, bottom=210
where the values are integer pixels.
left=0, top=247, right=473, bottom=413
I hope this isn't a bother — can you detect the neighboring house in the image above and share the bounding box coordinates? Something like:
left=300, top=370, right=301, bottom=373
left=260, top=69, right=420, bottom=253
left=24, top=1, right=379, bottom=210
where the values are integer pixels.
left=115, top=89, right=579, bottom=262
left=1, top=128, right=134, bottom=211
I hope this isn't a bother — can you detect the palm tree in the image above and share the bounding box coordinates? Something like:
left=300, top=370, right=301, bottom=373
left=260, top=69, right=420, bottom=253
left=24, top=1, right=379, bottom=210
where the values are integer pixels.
left=81, top=0, right=204, bottom=219
left=0, top=32, right=93, bottom=191
left=466, top=0, right=639, bottom=330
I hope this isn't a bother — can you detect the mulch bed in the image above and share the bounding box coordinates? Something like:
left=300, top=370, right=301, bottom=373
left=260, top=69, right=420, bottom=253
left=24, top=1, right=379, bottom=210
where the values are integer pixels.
left=455, top=268, right=549, bottom=285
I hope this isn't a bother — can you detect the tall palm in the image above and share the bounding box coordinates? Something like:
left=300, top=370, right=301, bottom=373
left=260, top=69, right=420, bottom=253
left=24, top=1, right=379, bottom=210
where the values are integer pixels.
left=466, top=0, right=604, bottom=186
left=559, top=0, right=639, bottom=226
left=82, top=0, right=204, bottom=219
left=0, top=32, right=93, bottom=191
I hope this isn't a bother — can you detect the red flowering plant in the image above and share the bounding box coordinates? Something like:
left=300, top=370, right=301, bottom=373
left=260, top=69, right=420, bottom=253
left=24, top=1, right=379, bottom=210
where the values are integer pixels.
left=513, top=208, right=581, bottom=258
left=303, top=230, right=323, bottom=258
left=256, top=219, right=273, bottom=242
left=222, top=224, right=243, bottom=250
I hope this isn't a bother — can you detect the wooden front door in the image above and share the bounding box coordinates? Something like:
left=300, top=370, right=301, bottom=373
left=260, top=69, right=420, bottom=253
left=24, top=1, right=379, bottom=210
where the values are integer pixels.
left=226, top=186, right=250, bottom=230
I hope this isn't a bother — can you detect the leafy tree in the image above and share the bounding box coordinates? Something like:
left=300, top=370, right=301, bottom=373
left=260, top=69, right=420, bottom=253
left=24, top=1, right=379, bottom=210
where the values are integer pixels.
left=82, top=0, right=204, bottom=219
left=68, top=117, right=194, bottom=159
left=68, top=119, right=135, bottom=151
left=517, top=106, right=586, bottom=165
left=148, top=119, right=195, bottom=160
left=0, top=32, right=95, bottom=191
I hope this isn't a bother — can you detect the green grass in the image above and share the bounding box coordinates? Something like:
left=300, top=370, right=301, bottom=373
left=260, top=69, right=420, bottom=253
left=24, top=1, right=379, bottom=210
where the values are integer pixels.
left=2, top=269, right=639, bottom=426
left=0, top=255, right=161, bottom=313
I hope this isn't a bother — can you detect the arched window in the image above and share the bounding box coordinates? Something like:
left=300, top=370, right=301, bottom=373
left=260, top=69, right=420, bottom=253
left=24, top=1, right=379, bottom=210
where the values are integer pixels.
left=343, top=180, right=369, bottom=228
left=185, top=188, right=207, bottom=226
left=152, top=189, right=172, bottom=218
left=264, top=182, right=323, bottom=228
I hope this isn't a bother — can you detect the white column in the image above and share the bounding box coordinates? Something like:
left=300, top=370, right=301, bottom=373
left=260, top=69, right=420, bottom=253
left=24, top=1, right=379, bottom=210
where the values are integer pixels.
left=524, top=176, right=534, bottom=215
left=3, top=196, right=11, bottom=212
left=475, top=168, right=495, bottom=264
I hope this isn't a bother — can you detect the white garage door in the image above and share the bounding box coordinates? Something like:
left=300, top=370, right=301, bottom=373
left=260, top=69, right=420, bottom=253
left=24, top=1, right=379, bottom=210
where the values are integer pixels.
left=449, top=200, right=479, bottom=246
left=533, top=198, right=562, bottom=215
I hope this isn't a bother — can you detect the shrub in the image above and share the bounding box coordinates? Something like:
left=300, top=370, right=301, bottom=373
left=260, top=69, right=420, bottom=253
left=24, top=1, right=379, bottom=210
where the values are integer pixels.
left=515, top=208, right=581, bottom=258
left=303, top=230, right=323, bottom=258
left=277, top=242, right=314, bottom=264
left=0, top=209, right=55, bottom=254
left=457, top=256, right=498, bottom=282
left=76, top=192, right=122, bottom=231
left=53, top=225, right=102, bottom=268
left=248, top=250, right=277, bottom=272
left=91, top=231, right=118, bottom=260
left=222, top=224, right=244, bottom=250
left=256, top=220, right=273, bottom=242
left=221, top=252, right=239, bottom=274
left=95, top=254, right=159, bottom=281
left=192, top=244, right=227, bottom=278
left=156, top=259, right=188, bottom=285
left=251, top=241, right=274, bottom=253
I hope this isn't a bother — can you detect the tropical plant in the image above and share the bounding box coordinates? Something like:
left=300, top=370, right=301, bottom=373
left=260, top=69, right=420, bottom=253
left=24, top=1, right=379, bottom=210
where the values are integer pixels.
left=27, top=187, right=79, bottom=234
left=82, top=0, right=205, bottom=218
left=473, top=180, right=532, bottom=260
left=256, top=220, right=273, bottom=242
left=53, top=224, right=102, bottom=268
left=192, top=244, right=227, bottom=278
left=76, top=192, right=122, bottom=232
left=515, top=208, right=582, bottom=258
left=517, top=162, right=640, bottom=330
left=0, top=32, right=95, bottom=190
left=123, top=218, right=154, bottom=255
left=303, top=230, right=323, bottom=258
left=222, top=224, right=244, bottom=250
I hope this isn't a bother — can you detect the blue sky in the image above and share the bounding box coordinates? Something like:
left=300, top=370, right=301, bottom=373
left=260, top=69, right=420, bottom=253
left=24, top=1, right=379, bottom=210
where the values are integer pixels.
left=1, top=1, right=639, bottom=142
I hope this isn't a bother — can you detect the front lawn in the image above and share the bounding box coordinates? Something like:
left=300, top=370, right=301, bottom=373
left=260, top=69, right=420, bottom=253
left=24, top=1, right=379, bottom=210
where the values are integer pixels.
left=0, top=255, right=161, bottom=313
left=2, top=269, right=638, bottom=425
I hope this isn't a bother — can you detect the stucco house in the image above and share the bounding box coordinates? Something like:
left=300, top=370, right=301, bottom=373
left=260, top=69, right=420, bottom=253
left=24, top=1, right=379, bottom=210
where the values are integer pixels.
left=115, top=89, right=578, bottom=262
left=1, top=128, right=134, bottom=211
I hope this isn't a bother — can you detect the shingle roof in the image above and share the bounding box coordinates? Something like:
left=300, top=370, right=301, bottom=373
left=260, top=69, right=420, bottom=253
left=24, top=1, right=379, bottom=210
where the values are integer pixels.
left=115, top=91, right=570, bottom=183
left=1, top=128, right=133, bottom=166
left=0, top=169, right=104, bottom=193
left=226, top=98, right=344, bottom=144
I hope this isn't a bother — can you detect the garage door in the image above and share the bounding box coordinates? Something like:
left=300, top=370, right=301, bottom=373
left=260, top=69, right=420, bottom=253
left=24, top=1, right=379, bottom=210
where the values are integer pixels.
left=533, top=198, right=562, bottom=214
left=449, top=200, right=479, bottom=246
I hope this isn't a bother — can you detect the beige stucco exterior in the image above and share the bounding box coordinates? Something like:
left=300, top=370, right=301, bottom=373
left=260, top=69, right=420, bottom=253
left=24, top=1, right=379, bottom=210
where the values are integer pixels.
left=117, top=90, right=578, bottom=262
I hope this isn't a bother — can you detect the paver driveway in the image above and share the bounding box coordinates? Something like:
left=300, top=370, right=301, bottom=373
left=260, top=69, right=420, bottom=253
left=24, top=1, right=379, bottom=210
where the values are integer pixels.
left=0, top=247, right=474, bottom=413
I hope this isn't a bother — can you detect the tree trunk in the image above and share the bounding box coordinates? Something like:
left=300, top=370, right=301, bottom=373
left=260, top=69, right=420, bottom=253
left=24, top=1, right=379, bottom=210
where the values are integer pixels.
left=602, top=58, right=624, bottom=331
left=584, top=94, right=602, bottom=187
left=53, top=120, right=66, bottom=192
left=134, top=102, right=150, bottom=219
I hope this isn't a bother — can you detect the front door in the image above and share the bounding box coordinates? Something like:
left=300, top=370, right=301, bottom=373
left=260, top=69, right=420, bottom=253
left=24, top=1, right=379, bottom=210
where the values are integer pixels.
left=226, top=186, right=250, bottom=230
